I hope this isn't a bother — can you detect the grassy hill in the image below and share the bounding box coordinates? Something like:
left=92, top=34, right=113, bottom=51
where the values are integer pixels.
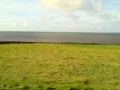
left=0, top=43, right=120, bottom=90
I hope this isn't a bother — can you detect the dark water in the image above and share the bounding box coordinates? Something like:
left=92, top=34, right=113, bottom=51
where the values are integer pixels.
left=0, top=32, right=120, bottom=44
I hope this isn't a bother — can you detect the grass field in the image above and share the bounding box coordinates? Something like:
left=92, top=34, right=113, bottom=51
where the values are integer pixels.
left=0, top=43, right=120, bottom=90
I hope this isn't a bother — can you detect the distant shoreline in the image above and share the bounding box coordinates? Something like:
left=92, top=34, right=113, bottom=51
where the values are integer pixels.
left=0, top=41, right=120, bottom=45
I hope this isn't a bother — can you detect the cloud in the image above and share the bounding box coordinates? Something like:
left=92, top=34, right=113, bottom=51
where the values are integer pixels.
left=11, top=23, right=17, bottom=28
left=41, top=0, right=83, bottom=10
left=55, top=20, right=120, bottom=32
left=41, top=0, right=97, bottom=11
left=40, top=0, right=119, bottom=23
left=22, top=21, right=28, bottom=27
left=64, top=11, right=80, bottom=19
left=41, top=0, right=109, bottom=20
left=94, top=1, right=118, bottom=21
left=100, top=13, right=117, bottom=20
left=66, top=25, right=73, bottom=29
left=43, top=15, right=52, bottom=21
left=96, top=1, right=104, bottom=13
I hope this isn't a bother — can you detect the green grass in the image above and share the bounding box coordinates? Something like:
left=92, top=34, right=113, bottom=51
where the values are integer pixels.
left=0, top=43, right=120, bottom=90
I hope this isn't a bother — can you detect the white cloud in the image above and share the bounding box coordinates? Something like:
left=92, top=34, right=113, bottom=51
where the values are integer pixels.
left=22, top=21, right=28, bottom=27
left=94, top=1, right=117, bottom=20
left=41, top=0, right=111, bottom=21
left=66, top=25, right=73, bottom=29
left=64, top=11, right=71, bottom=17
left=100, top=13, right=117, bottom=20
left=43, top=15, right=52, bottom=21
left=55, top=20, right=120, bottom=32
left=38, top=0, right=119, bottom=32
left=41, top=0, right=83, bottom=10
left=96, top=1, right=104, bottom=13
left=64, top=11, right=80, bottom=19
left=11, top=23, right=17, bottom=28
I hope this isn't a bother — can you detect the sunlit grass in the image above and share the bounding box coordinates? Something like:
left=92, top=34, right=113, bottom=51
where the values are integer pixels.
left=0, top=43, right=120, bottom=90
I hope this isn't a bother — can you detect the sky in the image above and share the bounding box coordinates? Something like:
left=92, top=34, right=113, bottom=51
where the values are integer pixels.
left=0, top=0, right=120, bottom=32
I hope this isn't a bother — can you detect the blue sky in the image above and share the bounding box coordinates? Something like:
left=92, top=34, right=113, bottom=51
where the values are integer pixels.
left=0, top=0, right=120, bottom=32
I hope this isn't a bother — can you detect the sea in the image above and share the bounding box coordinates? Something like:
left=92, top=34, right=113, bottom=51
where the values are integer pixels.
left=0, top=31, right=120, bottom=44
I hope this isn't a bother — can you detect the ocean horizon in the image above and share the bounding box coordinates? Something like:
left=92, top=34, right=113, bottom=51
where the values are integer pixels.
left=0, top=31, right=120, bottom=44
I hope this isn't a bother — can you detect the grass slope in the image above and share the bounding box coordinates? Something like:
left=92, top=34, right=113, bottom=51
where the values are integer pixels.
left=0, top=43, right=120, bottom=90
